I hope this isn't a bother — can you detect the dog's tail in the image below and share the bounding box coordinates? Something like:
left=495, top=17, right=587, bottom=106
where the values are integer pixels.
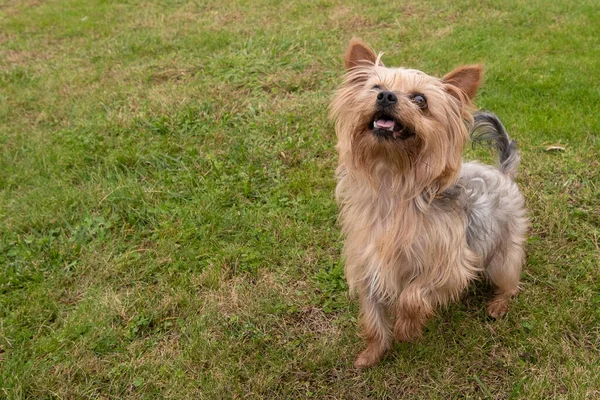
left=470, top=111, right=520, bottom=179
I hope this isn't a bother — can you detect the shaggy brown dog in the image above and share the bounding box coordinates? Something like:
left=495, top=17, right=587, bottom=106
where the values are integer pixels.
left=330, top=39, right=528, bottom=368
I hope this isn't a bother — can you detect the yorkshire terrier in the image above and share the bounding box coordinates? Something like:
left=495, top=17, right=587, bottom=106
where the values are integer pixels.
left=330, top=39, right=528, bottom=368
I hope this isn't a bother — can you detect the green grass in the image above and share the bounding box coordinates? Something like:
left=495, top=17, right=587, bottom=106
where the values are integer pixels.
left=1, top=0, right=599, bottom=398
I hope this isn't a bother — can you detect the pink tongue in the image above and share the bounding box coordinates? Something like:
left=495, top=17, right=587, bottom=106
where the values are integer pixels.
left=376, top=119, right=395, bottom=129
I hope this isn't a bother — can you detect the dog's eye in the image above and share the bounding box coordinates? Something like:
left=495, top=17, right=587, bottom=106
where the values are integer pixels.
left=372, top=85, right=381, bottom=90
left=411, top=93, right=427, bottom=109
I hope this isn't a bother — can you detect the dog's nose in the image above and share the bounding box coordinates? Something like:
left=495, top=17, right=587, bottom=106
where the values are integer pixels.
left=376, top=91, right=398, bottom=107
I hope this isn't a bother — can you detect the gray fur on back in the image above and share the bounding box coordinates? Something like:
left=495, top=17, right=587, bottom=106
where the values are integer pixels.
left=435, top=111, right=528, bottom=270
left=459, top=162, right=527, bottom=266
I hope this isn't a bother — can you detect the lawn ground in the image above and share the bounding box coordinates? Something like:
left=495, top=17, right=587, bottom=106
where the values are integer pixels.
left=1, top=0, right=599, bottom=398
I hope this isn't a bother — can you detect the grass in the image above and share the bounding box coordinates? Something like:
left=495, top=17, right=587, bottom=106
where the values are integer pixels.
left=1, top=0, right=599, bottom=398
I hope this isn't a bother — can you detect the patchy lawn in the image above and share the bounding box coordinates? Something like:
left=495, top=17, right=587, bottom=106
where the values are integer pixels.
left=1, top=0, right=599, bottom=398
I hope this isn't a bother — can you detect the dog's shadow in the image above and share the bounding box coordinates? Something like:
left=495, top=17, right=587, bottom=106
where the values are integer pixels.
left=395, top=280, right=496, bottom=346
left=381, top=281, right=500, bottom=368
left=459, top=279, right=496, bottom=318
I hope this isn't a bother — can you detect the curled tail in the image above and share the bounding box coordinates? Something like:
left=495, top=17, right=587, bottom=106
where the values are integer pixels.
left=470, top=111, right=520, bottom=179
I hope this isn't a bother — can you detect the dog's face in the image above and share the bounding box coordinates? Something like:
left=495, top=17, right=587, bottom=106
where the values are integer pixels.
left=331, top=39, right=483, bottom=192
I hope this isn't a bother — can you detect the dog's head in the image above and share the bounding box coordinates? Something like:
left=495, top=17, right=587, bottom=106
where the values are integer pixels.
left=331, top=39, right=482, bottom=194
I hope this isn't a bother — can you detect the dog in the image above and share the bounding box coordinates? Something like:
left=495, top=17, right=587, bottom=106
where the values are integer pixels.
left=329, top=39, right=528, bottom=368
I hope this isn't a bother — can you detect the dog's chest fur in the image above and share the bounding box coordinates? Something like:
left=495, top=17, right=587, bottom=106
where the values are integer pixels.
left=337, top=167, right=481, bottom=303
left=337, top=170, right=428, bottom=299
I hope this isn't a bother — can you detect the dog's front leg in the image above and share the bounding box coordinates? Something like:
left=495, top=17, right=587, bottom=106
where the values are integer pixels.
left=354, top=289, right=392, bottom=368
left=393, top=285, right=434, bottom=342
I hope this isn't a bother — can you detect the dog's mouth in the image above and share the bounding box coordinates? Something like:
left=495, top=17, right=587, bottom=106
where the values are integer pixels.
left=369, top=114, right=414, bottom=140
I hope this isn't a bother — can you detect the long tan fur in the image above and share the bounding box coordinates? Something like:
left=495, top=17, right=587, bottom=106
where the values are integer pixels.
left=330, top=39, right=528, bottom=368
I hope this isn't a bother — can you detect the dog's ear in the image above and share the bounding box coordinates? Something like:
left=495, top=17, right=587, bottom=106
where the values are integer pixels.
left=344, top=38, right=379, bottom=70
left=442, top=65, right=483, bottom=101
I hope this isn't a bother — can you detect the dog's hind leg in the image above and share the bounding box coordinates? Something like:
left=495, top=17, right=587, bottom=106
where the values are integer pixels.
left=485, top=239, right=525, bottom=318
left=354, top=290, right=392, bottom=368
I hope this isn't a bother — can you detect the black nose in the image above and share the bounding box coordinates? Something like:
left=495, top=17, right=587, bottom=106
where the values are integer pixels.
left=376, top=91, right=398, bottom=107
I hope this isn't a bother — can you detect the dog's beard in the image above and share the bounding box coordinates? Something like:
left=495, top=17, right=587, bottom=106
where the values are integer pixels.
left=351, top=128, right=417, bottom=173
left=348, top=109, right=422, bottom=182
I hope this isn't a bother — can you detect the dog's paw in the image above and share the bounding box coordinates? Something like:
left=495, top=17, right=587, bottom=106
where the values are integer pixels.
left=354, top=344, right=386, bottom=369
left=487, top=298, right=509, bottom=319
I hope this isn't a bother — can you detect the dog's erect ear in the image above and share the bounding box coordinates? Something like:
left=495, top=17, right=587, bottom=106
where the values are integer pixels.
left=344, top=38, right=379, bottom=70
left=442, top=65, right=483, bottom=101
